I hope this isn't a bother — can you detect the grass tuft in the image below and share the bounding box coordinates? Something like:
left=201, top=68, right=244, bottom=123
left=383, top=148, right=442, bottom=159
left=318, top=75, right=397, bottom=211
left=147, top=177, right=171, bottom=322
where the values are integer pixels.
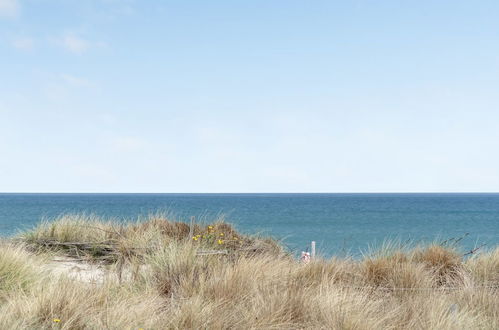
left=0, top=214, right=494, bottom=329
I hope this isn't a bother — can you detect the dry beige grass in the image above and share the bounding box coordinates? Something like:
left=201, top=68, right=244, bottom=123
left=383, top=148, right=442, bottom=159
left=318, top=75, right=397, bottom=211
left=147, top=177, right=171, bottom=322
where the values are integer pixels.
left=0, top=215, right=496, bottom=329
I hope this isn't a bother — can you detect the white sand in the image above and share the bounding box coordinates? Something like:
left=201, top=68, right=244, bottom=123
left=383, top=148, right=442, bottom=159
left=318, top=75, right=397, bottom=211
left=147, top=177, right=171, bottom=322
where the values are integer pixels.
left=43, top=257, right=118, bottom=284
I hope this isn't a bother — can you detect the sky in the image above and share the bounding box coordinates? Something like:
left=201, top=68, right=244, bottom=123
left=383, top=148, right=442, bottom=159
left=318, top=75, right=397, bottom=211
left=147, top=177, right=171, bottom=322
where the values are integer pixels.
left=1, top=0, right=499, bottom=193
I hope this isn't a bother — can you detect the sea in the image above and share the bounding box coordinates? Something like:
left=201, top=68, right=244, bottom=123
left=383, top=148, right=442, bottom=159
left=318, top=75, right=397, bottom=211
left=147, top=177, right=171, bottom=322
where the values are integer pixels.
left=1, top=193, right=498, bottom=257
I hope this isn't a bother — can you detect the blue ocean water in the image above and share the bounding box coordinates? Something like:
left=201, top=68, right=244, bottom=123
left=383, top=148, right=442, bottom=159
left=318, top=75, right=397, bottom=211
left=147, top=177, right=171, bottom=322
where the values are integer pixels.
left=0, top=193, right=498, bottom=256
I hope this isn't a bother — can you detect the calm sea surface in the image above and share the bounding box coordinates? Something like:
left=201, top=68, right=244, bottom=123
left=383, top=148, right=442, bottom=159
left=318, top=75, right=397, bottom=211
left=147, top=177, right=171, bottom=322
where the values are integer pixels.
left=1, top=193, right=498, bottom=256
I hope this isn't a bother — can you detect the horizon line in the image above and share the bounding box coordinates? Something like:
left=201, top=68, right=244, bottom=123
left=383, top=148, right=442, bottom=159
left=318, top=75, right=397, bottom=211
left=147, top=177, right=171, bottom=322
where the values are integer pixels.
left=2, top=192, right=499, bottom=194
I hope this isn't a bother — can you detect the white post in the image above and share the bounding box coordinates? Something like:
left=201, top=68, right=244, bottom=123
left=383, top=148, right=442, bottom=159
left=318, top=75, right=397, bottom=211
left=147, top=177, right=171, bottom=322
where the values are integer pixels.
left=311, top=241, right=316, bottom=259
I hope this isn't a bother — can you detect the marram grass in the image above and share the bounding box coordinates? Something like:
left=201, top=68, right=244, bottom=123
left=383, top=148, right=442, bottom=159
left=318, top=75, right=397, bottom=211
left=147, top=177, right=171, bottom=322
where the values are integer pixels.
left=0, top=214, right=496, bottom=329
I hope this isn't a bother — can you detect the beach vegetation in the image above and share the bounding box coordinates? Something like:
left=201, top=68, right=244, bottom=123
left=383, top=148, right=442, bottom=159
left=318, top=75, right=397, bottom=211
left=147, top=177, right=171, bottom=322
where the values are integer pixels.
left=0, top=214, right=495, bottom=329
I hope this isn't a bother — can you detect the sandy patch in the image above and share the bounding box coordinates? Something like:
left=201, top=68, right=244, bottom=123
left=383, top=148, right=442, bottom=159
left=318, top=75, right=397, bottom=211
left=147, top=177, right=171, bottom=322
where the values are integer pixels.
left=44, top=257, right=111, bottom=284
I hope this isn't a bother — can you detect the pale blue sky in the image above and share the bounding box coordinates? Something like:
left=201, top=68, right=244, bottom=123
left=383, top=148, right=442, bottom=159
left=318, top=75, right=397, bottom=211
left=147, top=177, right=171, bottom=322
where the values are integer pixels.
left=1, top=0, right=499, bottom=192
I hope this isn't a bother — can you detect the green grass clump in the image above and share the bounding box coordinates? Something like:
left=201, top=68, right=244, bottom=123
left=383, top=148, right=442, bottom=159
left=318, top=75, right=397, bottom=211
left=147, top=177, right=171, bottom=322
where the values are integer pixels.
left=0, top=243, right=43, bottom=297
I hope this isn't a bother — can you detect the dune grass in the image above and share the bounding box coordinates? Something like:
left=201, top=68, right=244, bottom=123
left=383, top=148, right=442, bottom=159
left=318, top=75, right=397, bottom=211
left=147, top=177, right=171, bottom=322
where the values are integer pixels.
left=0, top=214, right=496, bottom=329
left=21, top=214, right=284, bottom=263
left=0, top=242, right=46, bottom=298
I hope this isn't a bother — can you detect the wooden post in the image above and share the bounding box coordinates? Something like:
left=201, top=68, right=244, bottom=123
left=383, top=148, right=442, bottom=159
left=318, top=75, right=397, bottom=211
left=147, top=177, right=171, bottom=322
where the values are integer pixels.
left=311, top=241, right=316, bottom=259
left=189, top=216, right=195, bottom=239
